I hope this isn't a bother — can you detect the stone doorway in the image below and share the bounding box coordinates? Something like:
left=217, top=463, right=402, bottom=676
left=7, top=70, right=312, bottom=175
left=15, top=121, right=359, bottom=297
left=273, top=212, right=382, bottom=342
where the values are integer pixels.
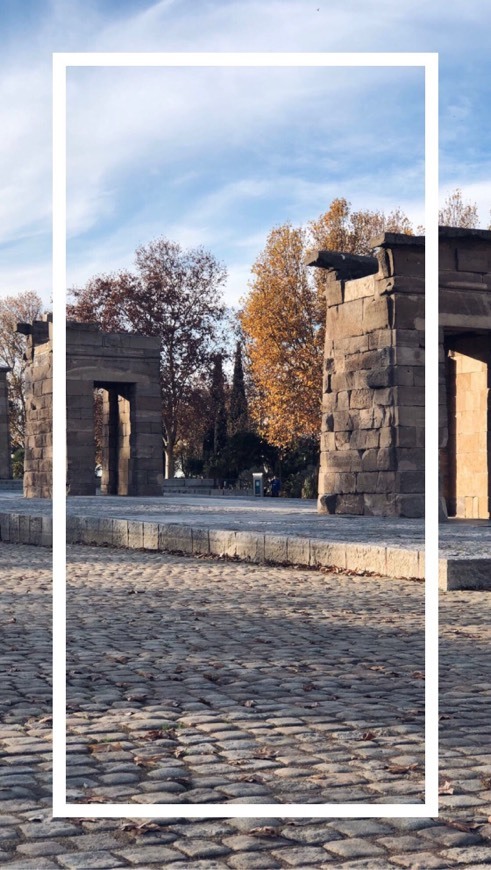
left=96, top=382, right=135, bottom=496
left=444, top=332, right=491, bottom=519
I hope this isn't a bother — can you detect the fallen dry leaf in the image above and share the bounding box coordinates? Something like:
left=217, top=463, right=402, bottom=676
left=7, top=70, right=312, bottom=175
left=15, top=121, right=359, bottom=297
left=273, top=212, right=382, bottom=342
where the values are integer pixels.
left=121, top=821, right=162, bottom=833
left=143, top=729, right=175, bottom=741
left=88, top=742, right=123, bottom=754
left=387, top=763, right=420, bottom=775
left=441, top=817, right=480, bottom=833
left=133, top=755, right=162, bottom=767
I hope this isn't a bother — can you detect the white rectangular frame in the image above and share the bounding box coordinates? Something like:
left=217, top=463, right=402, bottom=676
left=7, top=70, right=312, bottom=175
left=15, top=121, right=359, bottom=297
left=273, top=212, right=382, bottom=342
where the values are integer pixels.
left=53, top=51, right=439, bottom=819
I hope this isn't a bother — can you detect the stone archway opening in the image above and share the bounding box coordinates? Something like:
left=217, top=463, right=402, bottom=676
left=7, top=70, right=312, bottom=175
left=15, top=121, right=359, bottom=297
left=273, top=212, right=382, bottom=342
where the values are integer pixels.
left=444, top=331, right=491, bottom=519
left=96, top=381, right=135, bottom=496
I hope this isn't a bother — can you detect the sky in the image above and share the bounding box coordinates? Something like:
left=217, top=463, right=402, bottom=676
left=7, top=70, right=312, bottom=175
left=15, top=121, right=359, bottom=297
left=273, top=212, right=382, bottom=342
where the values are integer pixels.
left=1, top=0, right=490, bottom=307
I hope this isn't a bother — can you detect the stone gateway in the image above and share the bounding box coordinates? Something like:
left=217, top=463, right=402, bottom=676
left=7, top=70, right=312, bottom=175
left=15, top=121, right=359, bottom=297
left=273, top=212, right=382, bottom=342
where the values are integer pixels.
left=18, top=318, right=164, bottom=498
left=309, top=226, right=491, bottom=520
left=308, top=232, right=425, bottom=518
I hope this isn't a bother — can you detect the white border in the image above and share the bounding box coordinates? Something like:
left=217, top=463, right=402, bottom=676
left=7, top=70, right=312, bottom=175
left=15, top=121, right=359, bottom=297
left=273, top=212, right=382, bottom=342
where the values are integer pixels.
left=53, top=51, right=439, bottom=819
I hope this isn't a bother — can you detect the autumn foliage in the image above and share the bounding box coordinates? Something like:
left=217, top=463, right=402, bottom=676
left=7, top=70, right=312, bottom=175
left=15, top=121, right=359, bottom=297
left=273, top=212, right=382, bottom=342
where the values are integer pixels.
left=309, top=197, right=413, bottom=256
left=0, top=290, right=43, bottom=450
left=68, top=237, right=227, bottom=477
left=240, top=224, right=324, bottom=448
left=240, top=200, right=415, bottom=449
left=439, top=188, right=479, bottom=228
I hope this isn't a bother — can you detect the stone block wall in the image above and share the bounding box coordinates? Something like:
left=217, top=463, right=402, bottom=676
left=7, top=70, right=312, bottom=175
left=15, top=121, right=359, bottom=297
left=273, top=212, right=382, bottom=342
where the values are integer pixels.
left=439, top=227, right=491, bottom=519
left=310, top=234, right=425, bottom=517
left=0, top=367, right=12, bottom=480
left=21, top=319, right=52, bottom=498
left=311, top=227, right=491, bottom=520
left=20, top=318, right=164, bottom=498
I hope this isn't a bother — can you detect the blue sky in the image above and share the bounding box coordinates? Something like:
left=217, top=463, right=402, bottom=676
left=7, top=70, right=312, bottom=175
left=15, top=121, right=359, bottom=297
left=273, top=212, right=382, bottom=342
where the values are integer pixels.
left=1, top=0, right=490, bottom=306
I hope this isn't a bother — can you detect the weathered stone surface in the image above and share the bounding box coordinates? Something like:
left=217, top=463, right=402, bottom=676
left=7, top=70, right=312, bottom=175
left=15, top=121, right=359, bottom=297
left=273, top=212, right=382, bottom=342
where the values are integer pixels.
left=192, top=527, right=210, bottom=555
left=312, top=233, right=430, bottom=518
left=209, top=529, right=237, bottom=557
left=264, top=534, right=288, bottom=563
left=19, top=317, right=164, bottom=499
left=0, top=367, right=11, bottom=479
left=310, top=539, right=347, bottom=569
left=235, top=531, right=265, bottom=562
left=159, top=524, right=193, bottom=554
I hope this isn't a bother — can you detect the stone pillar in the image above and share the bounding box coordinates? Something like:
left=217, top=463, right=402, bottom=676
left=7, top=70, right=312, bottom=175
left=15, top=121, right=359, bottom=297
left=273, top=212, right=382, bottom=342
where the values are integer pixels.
left=308, top=233, right=425, bottom=518
left=439, top=327, right=449, bottom=520
left=19, top=319, right=52, bottom=498
left=66, top=383, right=95, bottom=496
left=100, top=386, right=134, bottom=496
left=130, top=381, right=163, bottom=496
left=0, top=367, right=12, bottom=479
left=101, top=388, right=118, bottom=495
left=117, top=388, right=133, bottom=497
left=445, top=336, right=491, bottom=519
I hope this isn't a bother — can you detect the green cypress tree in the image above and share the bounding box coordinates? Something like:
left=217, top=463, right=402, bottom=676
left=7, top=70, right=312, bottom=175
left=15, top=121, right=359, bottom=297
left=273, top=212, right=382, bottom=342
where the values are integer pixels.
left=203, top=353, right=228, bottom=458
left=229, top=341, right=249, bottom=435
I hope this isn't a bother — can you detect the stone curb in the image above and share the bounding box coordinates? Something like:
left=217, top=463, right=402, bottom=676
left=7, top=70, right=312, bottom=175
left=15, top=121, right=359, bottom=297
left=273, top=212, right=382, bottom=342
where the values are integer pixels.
left=66, top=517, right=425, bottom=580
left=0, top=510, right=489, bottom=589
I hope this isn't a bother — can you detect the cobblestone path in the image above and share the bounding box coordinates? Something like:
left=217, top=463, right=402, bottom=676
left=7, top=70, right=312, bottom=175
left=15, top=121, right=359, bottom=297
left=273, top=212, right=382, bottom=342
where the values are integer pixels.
left=0, top=543, right=490, bottom=867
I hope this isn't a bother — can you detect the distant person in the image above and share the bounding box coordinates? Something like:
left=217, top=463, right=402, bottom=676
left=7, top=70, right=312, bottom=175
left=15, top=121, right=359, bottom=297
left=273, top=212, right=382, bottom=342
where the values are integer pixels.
left=271, top=476, right=281, bottom=497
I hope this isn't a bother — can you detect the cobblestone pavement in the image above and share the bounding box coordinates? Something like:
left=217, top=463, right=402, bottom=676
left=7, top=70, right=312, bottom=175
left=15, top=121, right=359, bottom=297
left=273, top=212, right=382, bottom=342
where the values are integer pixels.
left=1, top=543, right=491, bottom=867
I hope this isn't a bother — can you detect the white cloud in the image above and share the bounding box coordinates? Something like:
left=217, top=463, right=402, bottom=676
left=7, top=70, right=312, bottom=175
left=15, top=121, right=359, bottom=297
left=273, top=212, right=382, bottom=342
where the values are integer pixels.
left=65, top=62, right=422, bottom=240
left=0, top=256, right=52, bottom=306
left=1, top=0, right=491, bottom=300
left=0, top=66, right=52, bottom=247
left=88, top=0, right=489, bottom=58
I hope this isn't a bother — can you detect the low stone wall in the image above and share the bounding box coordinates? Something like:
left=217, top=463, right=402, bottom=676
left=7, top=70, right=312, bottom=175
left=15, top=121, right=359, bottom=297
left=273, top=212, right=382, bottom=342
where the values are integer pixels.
left=162, top=479, right=214, bottom=494
left=0, top=508, right=489, bottom=589
left=0, top=512, right=52, bottom=547
left=64, top=514, right=424, bottom=579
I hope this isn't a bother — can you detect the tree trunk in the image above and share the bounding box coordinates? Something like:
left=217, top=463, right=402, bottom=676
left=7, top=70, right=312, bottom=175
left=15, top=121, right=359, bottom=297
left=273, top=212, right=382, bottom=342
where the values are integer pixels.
left=165, top=442, right=175, bottom=479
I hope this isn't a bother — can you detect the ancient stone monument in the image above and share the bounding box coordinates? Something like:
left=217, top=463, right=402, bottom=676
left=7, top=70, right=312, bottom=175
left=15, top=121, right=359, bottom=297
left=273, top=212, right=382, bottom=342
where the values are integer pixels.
left=18, top=317, right=164, bottom=498
left=309, top=226, right=491, bottom=520
left=0, top=366, right=12, bottom=480
left=308, top=233, right=425, bottom=518
left=439, top=227, right=491, bottom=520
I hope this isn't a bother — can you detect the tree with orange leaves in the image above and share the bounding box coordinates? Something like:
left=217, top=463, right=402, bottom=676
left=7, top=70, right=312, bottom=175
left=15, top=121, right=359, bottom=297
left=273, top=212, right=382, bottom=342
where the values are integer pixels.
left=438, top=188, right=479, bottom=228
left=240, top=223, right=324, bottom=448
left=240, top=201, right=415, bottom=450
left=309, top=197, right=413, bottom=256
